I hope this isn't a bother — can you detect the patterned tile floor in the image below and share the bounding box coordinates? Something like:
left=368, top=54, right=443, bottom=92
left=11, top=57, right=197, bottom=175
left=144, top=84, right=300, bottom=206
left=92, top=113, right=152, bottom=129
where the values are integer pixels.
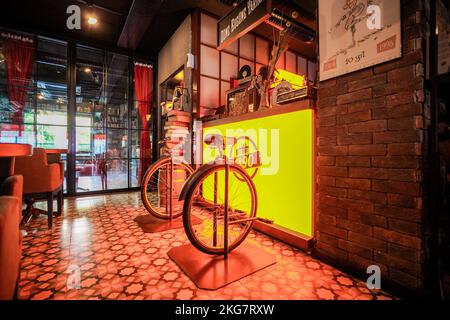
left=18, top=192, right=396, bottom=300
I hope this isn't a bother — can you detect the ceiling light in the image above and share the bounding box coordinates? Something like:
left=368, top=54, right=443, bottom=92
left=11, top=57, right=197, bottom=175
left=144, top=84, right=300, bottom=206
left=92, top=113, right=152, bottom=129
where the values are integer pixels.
left=84, top=67, right=91, bottom=73
left=37, top=93, right=44, bottom=100
left=87, top=16, right=98, bottom=25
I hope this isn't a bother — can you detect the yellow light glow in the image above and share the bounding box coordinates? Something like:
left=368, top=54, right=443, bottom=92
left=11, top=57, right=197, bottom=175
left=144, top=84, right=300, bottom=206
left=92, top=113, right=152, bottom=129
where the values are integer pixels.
left=174, top=70, right=184, bottom=81
left=84, top=67, right=91, bottom=73
left=272, top=69, right=305, bottom=90
left=87, top=16, right=98, bottom=25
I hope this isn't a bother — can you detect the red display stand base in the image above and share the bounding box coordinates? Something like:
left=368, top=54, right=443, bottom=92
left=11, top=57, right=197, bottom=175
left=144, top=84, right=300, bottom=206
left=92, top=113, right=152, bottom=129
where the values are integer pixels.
left=134, top=214, right=201, bottom=233
left=168, top=242, right=276, bottom=290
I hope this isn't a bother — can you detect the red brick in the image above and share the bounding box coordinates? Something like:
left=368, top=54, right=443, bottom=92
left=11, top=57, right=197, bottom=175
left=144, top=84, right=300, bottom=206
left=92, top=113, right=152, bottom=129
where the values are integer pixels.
left=348, top=120, right=387, bottom=133
left=348, top=210, right=388, bottom=227
left=389, top=218, right=421, bottom=236
left=336, top=156, right=371, bottom=167
left=319, top=185, right=348, bottom=197
left=372, top=156, right=419, bottom=169
left=317, top=231, right=338, bottom=247
left=387, top=65, right=415, bottom=82
left=387, top=116, right=417, bottom=130
left=374, top=252, right=421, bottom=276
left=318, top=156, right=335, bottom=166
left=338, top=239, right=373, bottom=260
left=347, top=73, right=386, bottom=92
left=373, top=130, right=421, bottom=144
left=386, top=91, right=415, bottom=107
left=372, top=180, right=421, bottom=196
left=388, top=143, right=422, bottom=156
left=318, top=126, right=337, bottom=137
left=337, top=88, right=372, bottom=105
left=372, top=78, right=422, bottom=98
left=337, top=198, right=374, bottom=212
left=374, top=50, right=422, bottom=74
left=348, top=190, right=387, bottom=205
left=317, top=222, right=348, bottom=239
left=374, top=205, right=423, bottom=222
left=347, top=97, right=386, bottom=113
left=349, top=145, right=387, bottom=156
left=337, top=133, right=372, bottom=145
left=349, top=167, right=388, bottom=180
left=373, top=103, right=423, bottom=120
left=337, top=68, right=373, bottom=84
left=318, top=83, right=348, bottom=98
left=318, top=115, right=336, bottom=127
left=387, top=193, right=420, bottom=209
left=318, top=136, right=337, bottom=146
left=389, top=268, right=420, bottom=289
left=317, top=105, right=348, bottom=118
left=348, top=231, right=387, bottom=251
left=318, top=175, right=335, bottom=186
left=316, top=242, right=349, bottom=261
left=388, top=243, right=421, bottom=263
left=318, top=96, right=337, bottom=108
left=337, top=110, right=372, bottom=124
left=388, top=169, right=420, bottom=182
left=318, top=202, right=348, bottom=219
left=318, top=146, right=348, bottom=156
left=318, top=194, right=338, bottom=207
left=348, top=254, right=388, bottom=275
left=373, top=227, right=422, bottom=249
left=336, top=178, right=371, bottom=191
left=337, top=219, right=374, bottom=236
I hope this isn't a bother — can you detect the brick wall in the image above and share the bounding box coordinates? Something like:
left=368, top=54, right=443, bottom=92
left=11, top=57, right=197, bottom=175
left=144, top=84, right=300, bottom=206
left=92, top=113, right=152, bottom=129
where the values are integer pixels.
left=314, top=0, right=429, bottom=294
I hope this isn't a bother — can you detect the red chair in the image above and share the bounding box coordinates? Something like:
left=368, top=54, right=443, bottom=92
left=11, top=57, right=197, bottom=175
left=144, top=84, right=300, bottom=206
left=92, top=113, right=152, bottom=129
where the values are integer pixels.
left=15, top=148, right=64, bottom=228
left=0, top=175, right=23, bottom=300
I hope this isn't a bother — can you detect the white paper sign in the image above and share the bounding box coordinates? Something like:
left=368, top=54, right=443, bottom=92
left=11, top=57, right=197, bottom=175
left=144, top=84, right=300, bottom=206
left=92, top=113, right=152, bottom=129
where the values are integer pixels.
left=319, top=0, right=402, bottom=81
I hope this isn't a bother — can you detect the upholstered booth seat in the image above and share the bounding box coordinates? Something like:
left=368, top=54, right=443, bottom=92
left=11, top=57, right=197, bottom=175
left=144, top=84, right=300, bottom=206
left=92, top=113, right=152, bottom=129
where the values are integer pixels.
left=0, top=175, right=23, bottom=300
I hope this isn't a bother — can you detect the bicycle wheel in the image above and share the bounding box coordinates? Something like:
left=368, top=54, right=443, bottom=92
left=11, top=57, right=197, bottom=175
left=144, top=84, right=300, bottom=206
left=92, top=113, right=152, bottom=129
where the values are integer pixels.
left=141, top=158, right=194, bottom=219
left=182, top=163, right=257, bottom=255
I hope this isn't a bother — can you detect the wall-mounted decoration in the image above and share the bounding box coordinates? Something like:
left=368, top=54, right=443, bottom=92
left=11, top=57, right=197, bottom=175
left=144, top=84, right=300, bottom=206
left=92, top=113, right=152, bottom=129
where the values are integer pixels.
left=217, top=0, right=272, bottom=50
left=319, top=0, right=402, bottom=81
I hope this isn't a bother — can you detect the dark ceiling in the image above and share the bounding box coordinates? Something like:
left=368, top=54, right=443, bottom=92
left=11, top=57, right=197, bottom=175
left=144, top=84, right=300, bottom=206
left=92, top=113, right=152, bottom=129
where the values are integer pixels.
left=0, top=0, right=317, bottom=59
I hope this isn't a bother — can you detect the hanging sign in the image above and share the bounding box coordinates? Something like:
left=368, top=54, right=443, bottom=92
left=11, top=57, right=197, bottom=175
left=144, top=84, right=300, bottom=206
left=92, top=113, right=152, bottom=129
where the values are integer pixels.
left=217, top=0, right=272, bottom=50
left=319, top=0, right=402, bottom=81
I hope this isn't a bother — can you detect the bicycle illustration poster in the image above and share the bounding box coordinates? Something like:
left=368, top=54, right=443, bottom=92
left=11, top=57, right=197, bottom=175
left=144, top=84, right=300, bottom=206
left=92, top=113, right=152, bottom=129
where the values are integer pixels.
left=318, top=0, right=401, bottom=81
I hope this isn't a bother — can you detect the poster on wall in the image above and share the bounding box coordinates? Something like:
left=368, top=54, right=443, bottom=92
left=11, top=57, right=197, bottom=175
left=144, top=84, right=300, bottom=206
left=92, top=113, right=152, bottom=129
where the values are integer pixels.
left=319, top=0, right=402, bottom=81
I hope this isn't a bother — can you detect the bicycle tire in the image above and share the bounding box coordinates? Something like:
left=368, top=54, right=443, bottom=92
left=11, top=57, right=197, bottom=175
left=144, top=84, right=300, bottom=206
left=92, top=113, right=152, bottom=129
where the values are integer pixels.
left=182, top=163, right=257, bottom=255
left=141, top=157, right=194, bottom=219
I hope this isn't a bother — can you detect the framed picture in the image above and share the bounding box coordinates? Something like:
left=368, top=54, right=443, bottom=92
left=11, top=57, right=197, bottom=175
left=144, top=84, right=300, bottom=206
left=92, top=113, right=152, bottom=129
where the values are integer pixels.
left=319, top=0, right=402, bottom=81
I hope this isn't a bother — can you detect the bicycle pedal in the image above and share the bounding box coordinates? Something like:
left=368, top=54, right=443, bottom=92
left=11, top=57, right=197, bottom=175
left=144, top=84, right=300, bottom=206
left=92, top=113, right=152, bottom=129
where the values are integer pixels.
left=257, top=217, right=274, bottom=224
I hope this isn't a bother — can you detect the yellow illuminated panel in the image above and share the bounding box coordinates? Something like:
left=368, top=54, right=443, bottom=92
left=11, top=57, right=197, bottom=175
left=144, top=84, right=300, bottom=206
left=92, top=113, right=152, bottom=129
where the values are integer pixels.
left=271, top=69, right=305, bottom=90
left=202, top=109, right=313, bottom=237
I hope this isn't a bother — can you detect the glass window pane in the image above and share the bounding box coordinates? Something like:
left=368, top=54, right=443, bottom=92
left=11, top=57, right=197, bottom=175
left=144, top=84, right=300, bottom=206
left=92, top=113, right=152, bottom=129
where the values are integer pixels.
left=106, top=158, right=128, bottom=190
left=107, top=101, right=128, bottom=128
left=200, top=76, right=219, bottom=108
left=200, top=13, right=218, bottom=46
left=256, top=37, right=269, bottom=65
left=0, top=123, right=35, bottom=145
left=200, top=45, right=219, bottom=78
left=107, top=129, right=128, bottom=158
left=75, top=127, right=105, bottom=155
left=131, top=130, right=152, bottom=159
left=223, top=40, right=238, bottom=55
left=221, top=52, right=238, bottom=81
left=75, top=156, right=105, bottom=192
left=0, top=85, right=35, bottom=124
left=239, top=34, right=255, bottom=60
left=36, top=125, right=68, bottom=149
left=106, top=52, right=128, bottom=101
left=130, top=158, right=151, bottom=187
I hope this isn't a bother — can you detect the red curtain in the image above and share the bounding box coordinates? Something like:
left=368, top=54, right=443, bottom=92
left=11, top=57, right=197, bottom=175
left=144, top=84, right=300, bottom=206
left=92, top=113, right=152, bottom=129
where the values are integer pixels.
left=134, top=63, right=153, bottom=183
left=3, top=35, right=35, bottom=135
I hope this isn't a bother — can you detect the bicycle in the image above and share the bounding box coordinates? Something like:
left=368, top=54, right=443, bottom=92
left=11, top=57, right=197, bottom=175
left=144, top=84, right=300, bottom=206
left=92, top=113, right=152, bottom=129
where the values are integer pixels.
left=179, top=134, right=272, bottom=258
left=140, top=140, right=194, bottom=220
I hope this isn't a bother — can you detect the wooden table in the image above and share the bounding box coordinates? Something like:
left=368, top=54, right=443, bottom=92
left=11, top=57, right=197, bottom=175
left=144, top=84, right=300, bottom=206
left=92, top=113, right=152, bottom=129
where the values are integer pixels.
left=0, top=143, right=33, bottom=181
